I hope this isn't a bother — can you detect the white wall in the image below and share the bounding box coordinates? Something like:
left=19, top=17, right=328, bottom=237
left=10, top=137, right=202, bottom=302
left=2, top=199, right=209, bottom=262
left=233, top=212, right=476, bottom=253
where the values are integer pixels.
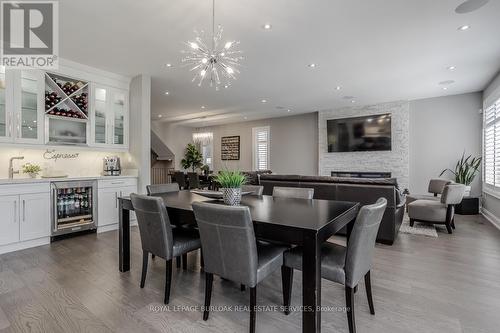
left=152, top=122, right=194, bottom=170
left=409, top=92, right=483, bottom=196
left=129, top=75, right=151, bottom=193
left=319, top=101, right=410, bottom=189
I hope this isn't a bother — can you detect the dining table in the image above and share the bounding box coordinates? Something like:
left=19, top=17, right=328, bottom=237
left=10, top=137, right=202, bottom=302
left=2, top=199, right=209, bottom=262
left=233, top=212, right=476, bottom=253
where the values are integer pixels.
left=118, top=190, right=360, bottom=333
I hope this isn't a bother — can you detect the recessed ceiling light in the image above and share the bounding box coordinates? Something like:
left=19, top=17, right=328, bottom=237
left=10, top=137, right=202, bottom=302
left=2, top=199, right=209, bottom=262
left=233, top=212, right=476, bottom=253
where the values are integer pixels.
left=458, top=25, right=470, bottom=31
left=287, top=109, right=291, bottom=112
left=224, top=84, right=229, bottom=89
left=351, top=100, right=356, bottom=103
left=164, top=91, right=170, bottom=95
left=261, top=99, right=267, bottom=103
left=158, top=114, right=163, bottom=118
left=165, top=63, right=172, bottom=68
left=335, top=86, right=342, bottom=91
left=443, top=87, right=448, bottom=90
left=308, top=63, right=316, bottom=68
left=455, top=0, right=489, bottom=14
left=201, top=105, right=206, bottom=109
left=263, top=23, right=272, bottom=30
left=447, top=66, right=456, bottom=71
left=244, top=116, right=248, bottom=120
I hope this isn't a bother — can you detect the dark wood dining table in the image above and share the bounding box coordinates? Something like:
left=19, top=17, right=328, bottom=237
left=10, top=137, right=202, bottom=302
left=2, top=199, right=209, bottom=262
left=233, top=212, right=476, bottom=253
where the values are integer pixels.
left=118, top=190, right=359, bottom=333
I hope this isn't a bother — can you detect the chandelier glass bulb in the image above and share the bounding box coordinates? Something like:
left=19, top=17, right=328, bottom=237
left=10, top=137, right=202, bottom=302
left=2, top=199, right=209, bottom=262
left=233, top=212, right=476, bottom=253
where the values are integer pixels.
left=181, top=0, right=243, bottom=90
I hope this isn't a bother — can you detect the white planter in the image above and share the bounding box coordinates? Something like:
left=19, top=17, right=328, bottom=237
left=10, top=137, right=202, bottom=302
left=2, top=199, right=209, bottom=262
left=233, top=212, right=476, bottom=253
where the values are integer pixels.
left=464, top=185, right=471, bottom=197
left=221, top=187, right=242, bottom=206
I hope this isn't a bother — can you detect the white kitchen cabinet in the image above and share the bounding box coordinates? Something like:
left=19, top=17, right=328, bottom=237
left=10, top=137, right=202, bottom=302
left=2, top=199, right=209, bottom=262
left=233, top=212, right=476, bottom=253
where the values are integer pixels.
left=19, top=193, right=50, bottom=241
left=0, top=68, right=44, bottom=144
left=0, top=195, right=20, bottom=246
left=91, top=84, right=129, bottom=149
left=97, top=178, right=137, bottom=229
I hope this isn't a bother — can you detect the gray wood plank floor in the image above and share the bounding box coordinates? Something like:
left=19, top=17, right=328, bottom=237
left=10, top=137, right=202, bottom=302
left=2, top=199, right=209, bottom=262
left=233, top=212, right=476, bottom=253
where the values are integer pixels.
left=1, top=214, right=500, bottom=332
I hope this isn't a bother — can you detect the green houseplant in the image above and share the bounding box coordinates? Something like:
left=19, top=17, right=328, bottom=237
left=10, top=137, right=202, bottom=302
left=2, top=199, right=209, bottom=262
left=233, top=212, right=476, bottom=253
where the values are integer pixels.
left=180, top=143, right=203, bottom=172
left=439, top=152, right=481, bottom=196
left=22, top=163, right=42, bottom=178
left=214, top=170, right=247, bottom=205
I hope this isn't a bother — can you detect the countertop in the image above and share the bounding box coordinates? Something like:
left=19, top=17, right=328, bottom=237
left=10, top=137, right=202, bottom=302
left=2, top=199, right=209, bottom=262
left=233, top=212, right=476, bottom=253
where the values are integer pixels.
left=0, top=175, right=137, bottom=185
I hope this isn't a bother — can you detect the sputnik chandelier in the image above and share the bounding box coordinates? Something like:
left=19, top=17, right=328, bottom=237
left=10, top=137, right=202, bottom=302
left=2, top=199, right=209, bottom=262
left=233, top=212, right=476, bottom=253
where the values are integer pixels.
left=181, top=0, right=243, bottom=90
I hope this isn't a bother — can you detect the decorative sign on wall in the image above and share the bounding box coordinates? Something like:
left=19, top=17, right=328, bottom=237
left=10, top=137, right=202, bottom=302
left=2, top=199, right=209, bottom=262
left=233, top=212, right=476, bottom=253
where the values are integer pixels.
left=221, top=136, right=240, bottom=160
left=43, top=149, right=80, bottom=162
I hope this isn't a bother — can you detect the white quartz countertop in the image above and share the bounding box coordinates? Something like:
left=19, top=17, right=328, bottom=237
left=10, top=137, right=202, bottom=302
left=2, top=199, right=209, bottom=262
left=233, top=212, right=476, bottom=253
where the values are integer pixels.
left=0, top=175, right=137, bottom=185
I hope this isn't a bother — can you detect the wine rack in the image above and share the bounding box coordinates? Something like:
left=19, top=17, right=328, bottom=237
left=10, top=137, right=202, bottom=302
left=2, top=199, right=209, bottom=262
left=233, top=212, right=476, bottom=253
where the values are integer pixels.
left=44, top=72, right=89, bottom=120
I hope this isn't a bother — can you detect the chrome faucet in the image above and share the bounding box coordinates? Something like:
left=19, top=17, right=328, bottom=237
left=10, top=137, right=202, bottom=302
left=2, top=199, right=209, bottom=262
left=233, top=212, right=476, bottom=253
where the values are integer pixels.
left=8, top=156, right=24, bottom=179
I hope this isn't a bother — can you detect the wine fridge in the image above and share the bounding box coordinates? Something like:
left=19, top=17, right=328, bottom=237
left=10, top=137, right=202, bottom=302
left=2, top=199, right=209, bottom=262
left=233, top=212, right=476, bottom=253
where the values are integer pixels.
left=50, top=180, right=97, bottom=237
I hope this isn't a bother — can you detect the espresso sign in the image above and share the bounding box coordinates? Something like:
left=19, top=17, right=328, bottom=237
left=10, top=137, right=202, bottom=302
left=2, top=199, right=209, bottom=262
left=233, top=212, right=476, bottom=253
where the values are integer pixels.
left=221, top=136, right=240, bottom=160
left=43, top=149, right=79, bottom=162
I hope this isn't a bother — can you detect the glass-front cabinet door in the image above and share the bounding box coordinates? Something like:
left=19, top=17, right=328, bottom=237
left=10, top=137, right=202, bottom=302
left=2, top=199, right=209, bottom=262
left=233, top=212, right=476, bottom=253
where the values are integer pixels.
left=92, top=84, right=128, bottom=148
left=0, top=67, right=14, bottom=142
left=16, top=70, right=44, bottom=143
left=0, top=67, right=7, bottom=140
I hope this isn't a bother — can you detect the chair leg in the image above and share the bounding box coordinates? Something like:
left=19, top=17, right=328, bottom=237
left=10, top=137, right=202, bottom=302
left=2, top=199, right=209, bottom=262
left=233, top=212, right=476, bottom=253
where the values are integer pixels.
left=281, top=266, right=293, bottom=315
left=409, top=218, right=415, bottom=227
left=445, top=222, right=453, bottom=234
left=140, top=251, right=148, bottom=288
left=451, top=218, right=456, bottom=229
left=200, top=249, right=204, bottom=269
left=250, top=287, right=257, bottom=333
left=151, top=254, right=155, bottom=259
left=364, top=271, right=375, bottom=315
left=241, top=284, right=246, bottom=291
left=176, top=256, right=181, bottom=268
left=203, top=273, right=214, bottom=321
left=345, top=286, right=356, bottom=333
left=182, top=253, right=188, bottom=270
left=164, top=260, right=172, bottom=304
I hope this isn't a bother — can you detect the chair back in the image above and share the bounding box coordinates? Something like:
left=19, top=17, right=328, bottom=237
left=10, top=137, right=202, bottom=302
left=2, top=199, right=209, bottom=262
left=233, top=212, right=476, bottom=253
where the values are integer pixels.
left=173, top=171, right=187, bottom=188
left=187, top=172, right=200, bottom=189
left=441, top=184, right=466, bottom=205
left=272, top=186, right=314, bottom=199
left=428, top=178, right=452, bottom=196
left=242, top=185, right=264, bottom=196
left=146, top=183, right=180, bottom=195
left=192, top=202, right=258, bottom=287
left=130, top=194, right=174, bottom=260
left=344, top=198, right=387, bottom=288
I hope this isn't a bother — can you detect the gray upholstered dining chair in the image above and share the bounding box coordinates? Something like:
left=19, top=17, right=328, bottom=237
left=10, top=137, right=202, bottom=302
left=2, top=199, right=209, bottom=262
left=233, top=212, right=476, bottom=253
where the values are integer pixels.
left=146, top=183, right=180, bottom=195
left=407, top=184, right=466, bottom=234
left=272, top=186, right=314, bottom=199
left=187, top=172, right=201, bottom=189
left=282, top=198, right=387, bottom=333
left=130, top=194, right=201, bottom=304
left=241, top=184, right=264, bottom=196
left=173, top=171, right=187, bottom=189
left=406, top=178, right=452, bottom=206
left=192, top=202, right=288, bottom=333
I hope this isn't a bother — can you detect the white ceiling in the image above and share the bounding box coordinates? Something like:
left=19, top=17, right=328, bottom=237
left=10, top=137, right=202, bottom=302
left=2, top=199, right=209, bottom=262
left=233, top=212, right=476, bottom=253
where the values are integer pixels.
left=59, top=0, right=500, bottom=127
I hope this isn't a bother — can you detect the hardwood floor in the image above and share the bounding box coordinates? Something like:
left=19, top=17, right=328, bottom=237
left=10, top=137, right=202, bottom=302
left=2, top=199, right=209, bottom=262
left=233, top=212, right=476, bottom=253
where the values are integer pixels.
left=1, top=214, right=500, bottom=332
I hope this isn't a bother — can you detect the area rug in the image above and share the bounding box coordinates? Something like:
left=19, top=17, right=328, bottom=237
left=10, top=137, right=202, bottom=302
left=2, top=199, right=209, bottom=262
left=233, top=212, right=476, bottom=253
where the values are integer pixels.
left=399, top=214, right=439, bottom=238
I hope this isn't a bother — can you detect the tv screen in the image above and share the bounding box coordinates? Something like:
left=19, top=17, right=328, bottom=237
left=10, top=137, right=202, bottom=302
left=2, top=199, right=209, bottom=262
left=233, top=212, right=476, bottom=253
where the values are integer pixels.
left=327, top=114, right=392, bottom=152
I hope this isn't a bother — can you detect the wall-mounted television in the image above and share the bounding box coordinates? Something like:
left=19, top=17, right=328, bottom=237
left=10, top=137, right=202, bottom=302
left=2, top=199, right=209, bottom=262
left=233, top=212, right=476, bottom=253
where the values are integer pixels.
left=327, top=114, right=392, bottom=152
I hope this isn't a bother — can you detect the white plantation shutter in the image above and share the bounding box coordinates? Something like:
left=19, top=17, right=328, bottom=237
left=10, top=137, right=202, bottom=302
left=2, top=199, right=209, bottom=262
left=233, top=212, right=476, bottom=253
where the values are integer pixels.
left=252, top=126, right=270, bottom=171
left=484, top=99, right=500, bottom=188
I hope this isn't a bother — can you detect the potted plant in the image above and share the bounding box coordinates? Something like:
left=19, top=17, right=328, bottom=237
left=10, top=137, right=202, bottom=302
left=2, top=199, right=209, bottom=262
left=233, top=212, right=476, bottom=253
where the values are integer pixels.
left=214, top=170, right=247, bottom=205
left=440, top=152, right=482, bottom=196
left=201, top=164, right=210, bottom=176
left=22, top=163, right=42, bottom=178
left=180, top=143, right=203, bottom=172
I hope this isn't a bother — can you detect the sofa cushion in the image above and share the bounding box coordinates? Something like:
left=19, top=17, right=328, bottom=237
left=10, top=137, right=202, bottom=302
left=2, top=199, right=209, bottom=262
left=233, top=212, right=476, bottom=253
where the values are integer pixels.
left=408, top=200, right=447, bottom=222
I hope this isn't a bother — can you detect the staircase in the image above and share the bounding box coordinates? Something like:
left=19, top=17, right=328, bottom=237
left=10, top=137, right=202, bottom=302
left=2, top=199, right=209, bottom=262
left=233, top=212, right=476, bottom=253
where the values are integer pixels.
left=151, top=131, right=175, bottom=184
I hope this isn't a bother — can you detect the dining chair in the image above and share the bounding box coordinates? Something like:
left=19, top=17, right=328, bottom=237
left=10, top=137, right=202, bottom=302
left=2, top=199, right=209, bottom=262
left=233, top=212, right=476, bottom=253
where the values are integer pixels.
left=282, top=198, right=387, bottom=333
left=187, top=172, right=201, bottom=189
left=130, top=194, right=201, bottom=304
left=192, top=202, right=289, bottom=333
left=173, top=171, right=187, bottom=189
left=408, top=184, right=466, bottom=234
left=146, top=183, right=180, bottom=195
left=272, top=186, right=314, bottom=199
left=241, top=185, right=264, bottom=196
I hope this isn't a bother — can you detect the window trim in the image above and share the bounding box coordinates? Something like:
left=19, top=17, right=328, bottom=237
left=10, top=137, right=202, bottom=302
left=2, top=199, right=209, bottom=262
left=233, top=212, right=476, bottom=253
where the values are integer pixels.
left=483, top=98, right=500, bottom=196
left=252, top=126, right=270, bottom=171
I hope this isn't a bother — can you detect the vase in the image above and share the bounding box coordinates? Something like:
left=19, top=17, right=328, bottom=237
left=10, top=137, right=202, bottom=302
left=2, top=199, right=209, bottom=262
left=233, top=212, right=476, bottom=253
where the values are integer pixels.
left=463, top=185, right=471, bottom=197
left=221, top=187, right=242, bottom=206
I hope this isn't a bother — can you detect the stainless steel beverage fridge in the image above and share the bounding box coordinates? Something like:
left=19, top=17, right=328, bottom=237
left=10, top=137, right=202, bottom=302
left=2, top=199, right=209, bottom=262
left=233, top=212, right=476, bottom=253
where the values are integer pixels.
left=50, top=180, right=97, bottom=238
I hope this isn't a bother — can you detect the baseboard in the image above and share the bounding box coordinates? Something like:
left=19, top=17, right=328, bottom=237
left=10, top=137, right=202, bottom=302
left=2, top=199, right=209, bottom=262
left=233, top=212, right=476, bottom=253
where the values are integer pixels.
left=481, top=208, right=500, bottom=230
left=97, top=220, right=137, bottom=233
left=0, top=237, right=50, bottom=255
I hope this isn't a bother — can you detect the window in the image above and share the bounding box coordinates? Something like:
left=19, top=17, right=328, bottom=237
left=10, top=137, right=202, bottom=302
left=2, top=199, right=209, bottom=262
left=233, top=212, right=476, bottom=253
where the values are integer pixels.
left=484, top=99, right=500, bottom=190
left=193, top=132, right=213, bottom=169
left=252, top=126, right=270, bottom=171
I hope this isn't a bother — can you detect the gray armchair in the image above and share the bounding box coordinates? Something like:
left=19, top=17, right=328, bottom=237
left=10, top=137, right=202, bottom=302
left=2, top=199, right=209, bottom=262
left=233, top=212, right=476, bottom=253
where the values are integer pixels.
left=130, top=194, right=201, bottom=304
left=192, top=202, right=288, bottom=333
left=407, top=184, right=466, bottom=234
left=406, top=178, right=452, bottom=206
left=282, top=198, right=388, bottom=333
